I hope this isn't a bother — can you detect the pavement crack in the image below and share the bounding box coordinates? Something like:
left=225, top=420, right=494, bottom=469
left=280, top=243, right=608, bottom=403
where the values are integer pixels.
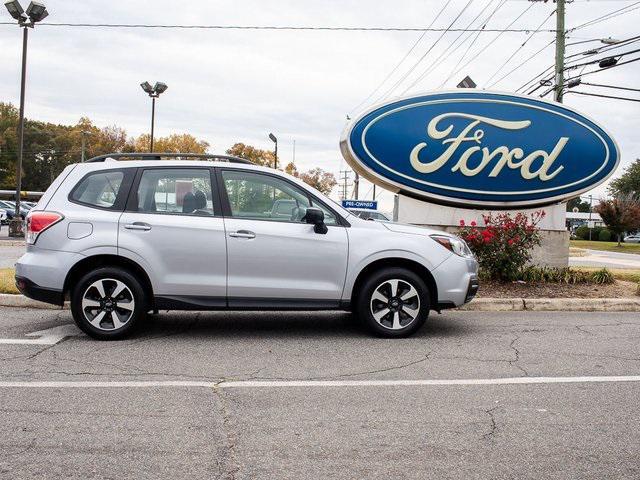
left=575, top=325, right=594, bottom=335
left=245, top=353, right=432, bottom=382
left=508, top=335, right=528, bottom=377
left=482, top=406, right=500, bottom=441
left=212, top=386, right=240, bottom=480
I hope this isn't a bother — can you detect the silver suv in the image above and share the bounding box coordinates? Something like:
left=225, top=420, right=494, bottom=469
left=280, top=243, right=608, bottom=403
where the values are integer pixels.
left=15, top=153, right=478, bottom=340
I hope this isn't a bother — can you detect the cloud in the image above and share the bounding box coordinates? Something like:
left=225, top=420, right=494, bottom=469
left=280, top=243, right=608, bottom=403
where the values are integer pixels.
left=1, top=0, right=637, bottom=212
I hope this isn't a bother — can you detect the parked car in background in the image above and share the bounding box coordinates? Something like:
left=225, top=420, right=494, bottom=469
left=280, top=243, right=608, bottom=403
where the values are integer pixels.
left=624, top=234, right=640, bottom=243
left=0, top=200, right=25, bottom=223
left=15, top=153, right=478, bottom=340
left=348, top=208, right=391, bottom=222
left=0, top=210, right=6, bottom=228
left=0, top=200, right=24, bottom=223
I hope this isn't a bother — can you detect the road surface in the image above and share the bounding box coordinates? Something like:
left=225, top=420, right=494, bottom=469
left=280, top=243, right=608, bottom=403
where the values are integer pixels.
left=1, top=308, right=639, bottom=479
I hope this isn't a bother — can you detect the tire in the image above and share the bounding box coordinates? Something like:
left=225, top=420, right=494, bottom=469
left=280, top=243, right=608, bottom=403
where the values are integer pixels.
left=70, top=267, right=147, bottom=340
left=356, top=267, right=430, bottom=338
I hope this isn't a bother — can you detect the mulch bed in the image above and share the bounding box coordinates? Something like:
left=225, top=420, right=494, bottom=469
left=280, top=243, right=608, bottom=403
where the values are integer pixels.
left=477, top=279, right=638, bottom=298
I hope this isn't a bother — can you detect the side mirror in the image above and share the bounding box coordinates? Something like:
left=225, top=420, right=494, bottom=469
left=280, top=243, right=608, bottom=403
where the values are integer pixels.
left=303, top=207, right=328, bottom=234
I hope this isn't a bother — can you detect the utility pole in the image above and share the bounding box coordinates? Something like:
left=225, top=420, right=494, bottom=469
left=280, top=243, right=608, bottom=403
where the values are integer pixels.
left=588, top=194, right=593, bottom=241
left=530, top=0, right=566, bottom=102
left=339, top=170, right=350, bottom=200
left=554, top=0, right=566, bottom=103
left=80, top=131, right=90, bottom=162
left=372, top=184, right=376, bottom=200
left=353, top=172, right=359, bottom=200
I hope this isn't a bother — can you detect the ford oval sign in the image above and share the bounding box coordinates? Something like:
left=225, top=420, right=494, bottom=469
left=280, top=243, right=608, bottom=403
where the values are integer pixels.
left=340, top=91, right=620, bottom=208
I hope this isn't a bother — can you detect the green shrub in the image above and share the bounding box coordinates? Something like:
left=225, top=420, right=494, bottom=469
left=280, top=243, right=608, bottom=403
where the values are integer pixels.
left=519, top=266, right=614, bottom=285
left=575, top=225, right=589, bottom=240
left=591, top=268, right=615, bottom=284
left=598, top=228, right=612, bottom=242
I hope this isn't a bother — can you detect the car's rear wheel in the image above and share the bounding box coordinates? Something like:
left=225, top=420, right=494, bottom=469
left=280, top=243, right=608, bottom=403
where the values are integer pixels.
left=71, top=267, right=146, bottom=340
left=356, top=268, right=429, bottom=338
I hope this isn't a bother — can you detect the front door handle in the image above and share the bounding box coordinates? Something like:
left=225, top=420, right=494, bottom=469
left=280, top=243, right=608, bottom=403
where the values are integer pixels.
left=124, top=222, right=152, bottom=231
left=229, top=230, right=256, bottom=239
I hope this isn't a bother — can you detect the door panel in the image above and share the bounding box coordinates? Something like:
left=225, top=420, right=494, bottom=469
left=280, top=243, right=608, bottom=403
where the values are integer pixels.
left=118, top=167, right=227, bottom=299
left=225, top=218, right=348, bottom=302
left=219, top=169, right=348, bottom=303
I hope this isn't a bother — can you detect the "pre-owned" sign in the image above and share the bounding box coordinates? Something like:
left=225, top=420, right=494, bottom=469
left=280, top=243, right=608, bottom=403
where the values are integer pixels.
left=340, top=91, right=619, bottom=208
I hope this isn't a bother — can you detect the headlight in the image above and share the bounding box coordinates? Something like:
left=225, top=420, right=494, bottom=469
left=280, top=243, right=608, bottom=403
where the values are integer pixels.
left=430, top=234, right=473, bottom=257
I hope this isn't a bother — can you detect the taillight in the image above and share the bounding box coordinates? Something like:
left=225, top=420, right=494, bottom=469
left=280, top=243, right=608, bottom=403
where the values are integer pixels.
left=26, top=211, right=63, bottom=245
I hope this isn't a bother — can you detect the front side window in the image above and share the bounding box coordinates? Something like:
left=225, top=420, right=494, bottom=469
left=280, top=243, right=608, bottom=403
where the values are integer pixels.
left=71, top=171, right=124, bottom=208
left=136, top=169, right=214, bottom=215
left=222, top=170, right=338, bottom=225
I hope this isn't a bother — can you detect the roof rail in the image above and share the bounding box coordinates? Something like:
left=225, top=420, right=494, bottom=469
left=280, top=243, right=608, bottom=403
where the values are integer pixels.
left=85, top=152, right=253, bottom=164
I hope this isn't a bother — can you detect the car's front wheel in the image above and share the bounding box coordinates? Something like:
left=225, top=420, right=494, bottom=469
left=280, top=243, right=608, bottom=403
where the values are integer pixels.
left=356, top=268, right=430, bottom=338
left=70, top=267, right=146, bottom=340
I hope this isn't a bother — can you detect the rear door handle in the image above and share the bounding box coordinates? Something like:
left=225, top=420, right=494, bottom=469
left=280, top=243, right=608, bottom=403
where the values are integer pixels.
left=229, top=230, right=255, bottom=239
left=124, top=222, right=152, bottom=231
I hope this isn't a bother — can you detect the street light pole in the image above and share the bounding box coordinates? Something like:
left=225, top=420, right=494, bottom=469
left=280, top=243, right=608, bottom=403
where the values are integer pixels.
left=11, top=25, right=28, bottom=236
left=150, top=96, right=156, bottom=153
left=4, top=0, right=50, bottom=237
left=140, top=81, right=168, bottom=153
left=268, top=133, right=278, bottom=169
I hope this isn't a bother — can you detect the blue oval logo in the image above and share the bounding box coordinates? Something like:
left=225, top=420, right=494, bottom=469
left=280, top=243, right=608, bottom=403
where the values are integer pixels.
left=340, top=91, right=620, bottom=208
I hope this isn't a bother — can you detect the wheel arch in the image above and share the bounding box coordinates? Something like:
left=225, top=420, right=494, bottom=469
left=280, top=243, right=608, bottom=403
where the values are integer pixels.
left=63, top=254, right=154, bottom=305
left=350, top=258, right=438, bottom=310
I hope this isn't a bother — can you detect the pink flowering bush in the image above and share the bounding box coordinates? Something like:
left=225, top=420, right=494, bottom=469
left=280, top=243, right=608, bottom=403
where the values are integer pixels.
left=458, top=211, right=546, bottom=281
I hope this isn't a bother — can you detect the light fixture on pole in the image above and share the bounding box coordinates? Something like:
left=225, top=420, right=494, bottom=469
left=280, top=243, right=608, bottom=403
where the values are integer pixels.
left=3, top=0, right=49, bottom=237
left=268, top=133, right=278, bottom=169
left=140, top=81, right=168, bottom=153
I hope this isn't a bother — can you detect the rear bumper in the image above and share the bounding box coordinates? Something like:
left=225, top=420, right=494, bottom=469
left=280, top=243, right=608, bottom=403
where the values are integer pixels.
left=15, top=275, right=64, bottom=306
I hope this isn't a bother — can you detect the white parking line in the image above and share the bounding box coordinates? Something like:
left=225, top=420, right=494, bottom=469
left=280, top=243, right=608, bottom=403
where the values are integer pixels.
left=1, top=375, right=640, bottom=388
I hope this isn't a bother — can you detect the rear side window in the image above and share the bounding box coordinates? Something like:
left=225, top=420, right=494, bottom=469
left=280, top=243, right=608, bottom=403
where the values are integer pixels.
left=71, top=171, right=124, bottom=208
left=135, top=168, right=215, bottom=216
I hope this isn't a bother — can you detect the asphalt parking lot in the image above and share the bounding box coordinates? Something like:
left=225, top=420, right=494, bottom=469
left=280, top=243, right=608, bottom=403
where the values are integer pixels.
left=1, top=308, right=639, bottom=479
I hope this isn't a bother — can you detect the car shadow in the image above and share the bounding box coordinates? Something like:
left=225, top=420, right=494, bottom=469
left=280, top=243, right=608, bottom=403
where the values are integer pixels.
left=135, top=310, right=468, bottom=340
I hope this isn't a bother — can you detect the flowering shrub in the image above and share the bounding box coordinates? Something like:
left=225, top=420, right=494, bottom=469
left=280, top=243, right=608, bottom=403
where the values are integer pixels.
left=458, top=211, right=546, bottom=281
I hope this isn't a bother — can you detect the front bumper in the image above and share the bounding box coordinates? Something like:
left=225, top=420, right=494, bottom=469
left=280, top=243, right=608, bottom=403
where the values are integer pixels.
left=432, top=254, right=479, bottom=307
left=15, top=276, right=64, bottom=306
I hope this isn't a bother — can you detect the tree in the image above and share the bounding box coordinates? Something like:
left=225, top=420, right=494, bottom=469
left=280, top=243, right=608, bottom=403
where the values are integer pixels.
left=226, top=143, right=274, bottom=167
left=284, top=161, right=298, bottom=177
left=131, top=133, right=209, bottom=154
left=595, top=195, right=640, bottom=246
left=566, top=197, right=590, bottom=213
left=609, top=159, right=640, bottom=198
left=299, top=168, right=337, bottom=195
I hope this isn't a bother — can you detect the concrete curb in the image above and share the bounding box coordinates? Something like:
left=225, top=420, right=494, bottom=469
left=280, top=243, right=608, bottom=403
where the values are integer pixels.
left=457, top=297, right=640, bottom=312
left=0, top=293, right=67, bottom=310
left=1, top=293, right=640, bottom=312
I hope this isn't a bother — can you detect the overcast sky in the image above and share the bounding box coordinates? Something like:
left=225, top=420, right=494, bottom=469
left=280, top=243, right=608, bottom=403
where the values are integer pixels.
left=1, top=0, right=638, bottom=212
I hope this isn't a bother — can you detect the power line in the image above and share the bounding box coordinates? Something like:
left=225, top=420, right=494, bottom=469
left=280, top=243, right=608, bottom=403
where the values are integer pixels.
left=566, top=90, right=640, bottom=102
left=0, top=21, right=557, bottom=33
left=487, top=38, right=555, bottom=88
left=539, top=55, right=640, bottom=96
left=483, top=8, right=556, bottom=87
left=438, top=0, right=509, bottom=88
left=517, top=35, right=640, bottom=93
left=401, top=0, right=501, bottom=94
left=580, top=81, right=640, bottom=92
left=375, top=0, right=477, bottom=101
left=569, top=1, right=640, bottom=31
left=348, top=0, right=453, bottom=114
left=440, top=1, right=536, bottom=88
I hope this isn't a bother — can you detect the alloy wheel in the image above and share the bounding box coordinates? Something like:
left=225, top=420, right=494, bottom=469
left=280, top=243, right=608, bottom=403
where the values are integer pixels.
left=81, top=278, right=135, bottom=331
left=369, top=279, right=421, bottom=330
